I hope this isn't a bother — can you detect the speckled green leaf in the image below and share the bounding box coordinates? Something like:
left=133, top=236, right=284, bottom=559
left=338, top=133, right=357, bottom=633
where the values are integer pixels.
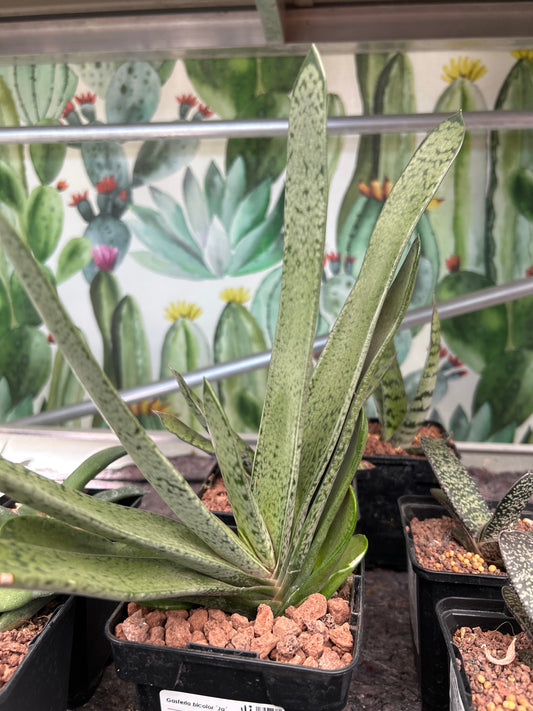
left=0, top=538, right=245, bottom=602
left=157, top=410, right=215, bottom=455
left=203, top=380, right=274, bottom=568
left=0, top=457, right=263, bottom=585
left=501, top=585, right=533, bottom=642
left=483, top=472, right=533, bottom=542
left=390, top=304, right=441, bottom=446
left=500, top=530, right=533, bottom=635
left=374, top=344, right=407, bottom=442
left=252, top=47, right=328, bottom=557
left=422, top=436, right=491, bottom=538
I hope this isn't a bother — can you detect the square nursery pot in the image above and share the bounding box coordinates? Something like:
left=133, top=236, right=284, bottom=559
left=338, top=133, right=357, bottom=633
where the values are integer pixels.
left=398, top=495, right=528, bottom=711
left=0, top=595, right=75, bottom=711
left=436, top=596, right=521, bottom=711
left=105, top=571, right=364, bottom=711
left=354, top=453, right=439, bottom=571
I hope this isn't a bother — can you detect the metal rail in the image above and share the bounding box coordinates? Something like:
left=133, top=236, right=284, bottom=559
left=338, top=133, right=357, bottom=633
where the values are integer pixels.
left=7, top=276, right=533, bottom=427
left=0, top=111, right=532, bottom=145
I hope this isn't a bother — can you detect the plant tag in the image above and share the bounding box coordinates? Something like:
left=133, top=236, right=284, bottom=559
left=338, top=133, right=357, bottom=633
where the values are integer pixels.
left=160, top=690, right=285, bottom=711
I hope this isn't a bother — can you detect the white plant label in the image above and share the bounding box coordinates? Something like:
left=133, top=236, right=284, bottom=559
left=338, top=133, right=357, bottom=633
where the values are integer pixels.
left=160, top=690, right=284, bottom=711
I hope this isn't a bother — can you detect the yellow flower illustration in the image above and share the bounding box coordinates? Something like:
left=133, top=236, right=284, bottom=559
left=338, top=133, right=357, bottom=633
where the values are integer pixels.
left=511, top=50, right=533, bottom=61
left=441, top=56, right=487, bottom=83
left=220, top=286, right=251, bottom=304
left=164, top=300, right=202, bottom=322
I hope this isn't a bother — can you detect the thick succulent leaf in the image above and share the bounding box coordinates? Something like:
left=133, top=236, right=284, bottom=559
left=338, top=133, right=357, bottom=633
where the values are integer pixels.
left=502, top=585, right=533, bottom=643
left=204, top=161, right=224, bottom=218
left=390, top=304, right=441, bottom=447
left=500, top=531, right=533, bottom=639
left=318, top=534, right=367, bottom=600
left=91, top=486, right=146, bottom=503
left=0, top=457, right=266, bottom=584
left=252, top=47, right=328, bottom=559
left=295, top=238, right=420, bottom=524
left=288, top=409, right=367, bottom=585
left=297, top=114, right=464, bottom=522
left=422, top=436, right=491, bottom=539
left=157, top=410, right=215, bottom=455
left=0, top=213, right=265, bottom=577
left=287, top=486, right=359, bottom=606
left=483, top=472, right=533, bottom=542
left=202, top=380, right=274, bottom=569
left=169, top=367, right=208, bottom=428
left=0, top=540, right=247, bottom=602
left=373, top=344, right=407, bottom=442
left=63, top=444, right=127, bottom=490
left=204, top=215, right=231, bottom=277
left=0, top=594, right=54, bottom=631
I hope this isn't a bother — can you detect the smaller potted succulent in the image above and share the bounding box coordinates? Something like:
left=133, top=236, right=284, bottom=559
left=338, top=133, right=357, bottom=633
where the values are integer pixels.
left=356, top=305, right=444, bottom=569
left=399, top=436, right=533, bottom=711
left=437, top=530, right=533, bottom=711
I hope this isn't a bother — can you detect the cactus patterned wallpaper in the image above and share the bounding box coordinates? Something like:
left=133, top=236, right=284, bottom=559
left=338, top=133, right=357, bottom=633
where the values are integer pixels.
left=0, top=50, right=532, bottom=441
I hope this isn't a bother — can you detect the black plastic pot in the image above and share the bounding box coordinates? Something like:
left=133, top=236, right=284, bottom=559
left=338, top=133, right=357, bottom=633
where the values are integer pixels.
left=436, top=596, right=520, bottom=711
left=106, top=571, right=364, bottom=711
left=398, top=495, right=519, bottom=711
left=0, top=595, right=75, bottom=711
left=355, top=454, right=438, bottom=570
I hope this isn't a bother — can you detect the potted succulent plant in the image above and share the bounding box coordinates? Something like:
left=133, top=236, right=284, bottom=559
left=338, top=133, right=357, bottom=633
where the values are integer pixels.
left=437, top=530, right=533, bottom=711
left=0, top=47, right=465, bottom=711
left=355, top=304, right=443, bottom=569
left=399, top=436, right=533, bottom=711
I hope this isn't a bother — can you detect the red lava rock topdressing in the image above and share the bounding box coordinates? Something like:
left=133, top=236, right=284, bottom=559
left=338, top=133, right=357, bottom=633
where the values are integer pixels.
left=115, top=591, right=354, bottom=670
left=0, top=612, right=49, bottom=690
left=453, top=625, right=533, bottom=711
left=408, top=515, right=533, bottom=575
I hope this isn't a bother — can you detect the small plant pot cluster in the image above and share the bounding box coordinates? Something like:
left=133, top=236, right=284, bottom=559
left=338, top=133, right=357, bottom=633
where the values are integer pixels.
left=399, top=437, right=533, bottom=711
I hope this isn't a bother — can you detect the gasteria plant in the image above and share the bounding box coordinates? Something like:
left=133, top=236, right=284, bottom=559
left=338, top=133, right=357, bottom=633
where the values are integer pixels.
left=0, top=48, right=465, bottom=616
left=373, top=304, right=441, bottom=448
left=422, top=436, right=533, bottom=566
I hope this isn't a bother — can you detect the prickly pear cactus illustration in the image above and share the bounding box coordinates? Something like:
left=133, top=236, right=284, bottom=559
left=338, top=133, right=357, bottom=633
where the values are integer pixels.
left=486, top=51, right=533, bottom=283
left=90, top=268, right=122, bottom=385
left=159, top=301, right=210, bottom=427
left=337, top=52, right=416, bottom=235
left=431, top=56, right=489, bottom=276
left=129, top=158, right=285, bottom=279
left=0, top=77, right=25, bottom=191
left=214, top=287, right=268, bottom=433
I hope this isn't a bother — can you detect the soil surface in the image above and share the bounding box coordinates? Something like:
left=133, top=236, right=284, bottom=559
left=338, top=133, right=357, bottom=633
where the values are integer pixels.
left=0, top=603, right=54, bottom=689
left=453, top=626, right=533, bottom=710
left=67, top=455, right=530, bottom=711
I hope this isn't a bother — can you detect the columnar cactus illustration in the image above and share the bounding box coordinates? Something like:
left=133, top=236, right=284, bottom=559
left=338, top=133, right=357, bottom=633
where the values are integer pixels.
left=128, top=158, right=285, bottom=279
left=431, top=56, right=489, bottom=276
left=337, top=52, right=416, bottom=235
left=486, top=50, right=533, bottom=283
left=214, top=287, right=268, bottom=433
left=159, top=300, right=210, bottom=426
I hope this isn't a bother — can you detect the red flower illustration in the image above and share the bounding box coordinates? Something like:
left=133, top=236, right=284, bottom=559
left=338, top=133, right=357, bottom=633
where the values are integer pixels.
left=56, top=180, right=68, bottom=192
left=96, top=175, right=118, bottom=194
left=61, top=101, right=75, bottom=119
left=526, top=265, right=533, bottom=277
left=197, top=103, right=214, bottom=118
left=176, top=94, right=198, bottom=107
left=69, top=191, right=89, bottom=207
left=75, top=92, right=96, bottom=105
left=445, top=254, right=461, bottom=272
left=118, top=189, right=128, bottom=202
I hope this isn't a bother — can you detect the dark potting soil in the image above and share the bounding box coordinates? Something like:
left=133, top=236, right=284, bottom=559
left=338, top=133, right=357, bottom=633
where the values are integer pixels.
left=71, top=456, right=530, bottom=711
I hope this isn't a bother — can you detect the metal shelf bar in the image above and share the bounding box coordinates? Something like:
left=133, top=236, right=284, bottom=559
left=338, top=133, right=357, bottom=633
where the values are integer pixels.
left=0, top=111, right=532, bottom=145
left=7, top=275, right=533, bottom=427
